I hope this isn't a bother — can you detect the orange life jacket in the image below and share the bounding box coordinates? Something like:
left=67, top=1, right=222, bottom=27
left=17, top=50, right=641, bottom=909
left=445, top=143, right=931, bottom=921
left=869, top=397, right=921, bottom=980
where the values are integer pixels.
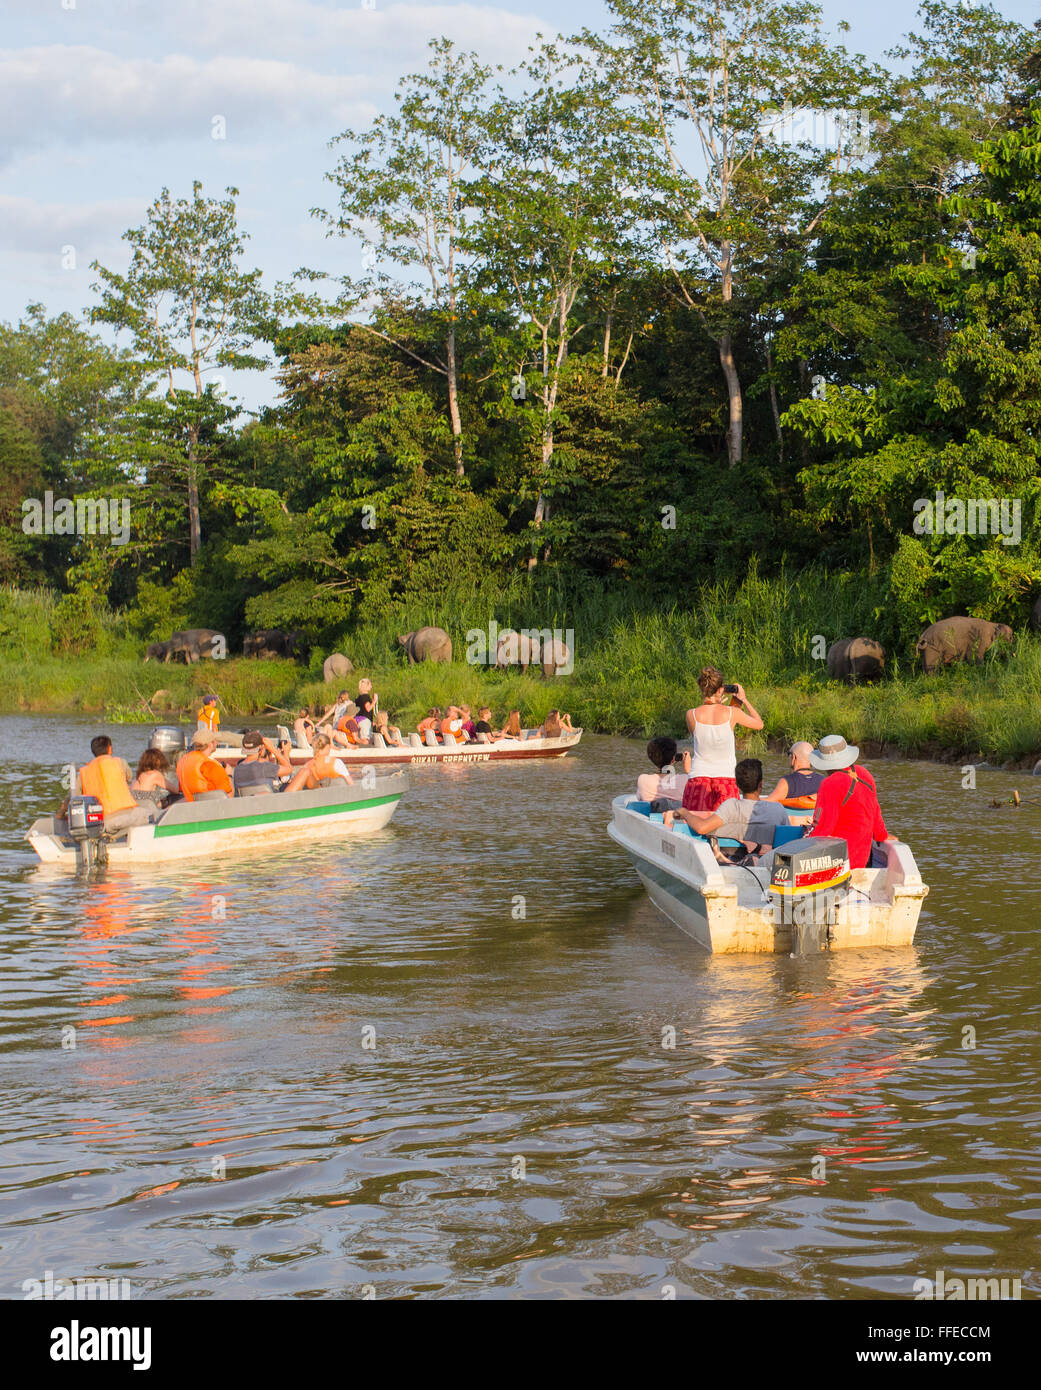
left=198, top=705, right=220, bottom=732
left=781, top=794, right=818, bottom=809
left=444, top=720, right=466, bottom=744
left=80, top=754, right=137, bottom=817
left=312, top=750, right=347, bottom=782
left=417, top=717, right=436, bottom=734
left=177, top=750, right=231, bottom=802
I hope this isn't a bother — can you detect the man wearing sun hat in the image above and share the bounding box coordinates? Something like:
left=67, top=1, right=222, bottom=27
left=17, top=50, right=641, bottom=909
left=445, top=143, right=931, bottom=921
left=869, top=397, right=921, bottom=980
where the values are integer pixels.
left=805, top=735, right=896, bottom=869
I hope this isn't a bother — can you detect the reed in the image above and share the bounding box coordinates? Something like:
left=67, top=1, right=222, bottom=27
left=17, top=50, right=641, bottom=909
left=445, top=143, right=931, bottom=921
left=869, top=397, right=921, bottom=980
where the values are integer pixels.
left=1, top=572, right=1038, bottom=764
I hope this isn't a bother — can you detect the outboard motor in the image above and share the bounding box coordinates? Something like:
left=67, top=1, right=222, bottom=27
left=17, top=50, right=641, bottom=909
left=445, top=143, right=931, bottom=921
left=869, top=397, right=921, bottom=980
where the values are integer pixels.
left=770, top=836, right=850, bottom=953
left=67, top=794, right=107, bottom=872
left=149, top=726, right=187, bottom=756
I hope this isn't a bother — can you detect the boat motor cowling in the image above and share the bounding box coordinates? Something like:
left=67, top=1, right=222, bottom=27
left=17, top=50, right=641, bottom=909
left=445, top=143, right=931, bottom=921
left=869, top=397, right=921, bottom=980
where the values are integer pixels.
left=67, top=795, right=105, bottom=841
left=67, top=795, right=107, bottom=871
left=770, top=836, right=850, bottom=951
left=149, top=726, right=187, bottom=756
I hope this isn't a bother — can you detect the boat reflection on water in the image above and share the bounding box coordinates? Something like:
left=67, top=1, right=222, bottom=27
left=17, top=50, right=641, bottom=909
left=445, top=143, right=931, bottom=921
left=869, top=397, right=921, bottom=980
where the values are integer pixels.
left=657, top=948, right=934, bottom=1233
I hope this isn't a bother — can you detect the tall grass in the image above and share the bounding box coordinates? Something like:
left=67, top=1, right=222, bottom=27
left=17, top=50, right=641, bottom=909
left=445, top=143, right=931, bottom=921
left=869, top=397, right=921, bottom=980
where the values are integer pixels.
left=1, top=570, right=1038, bottom=763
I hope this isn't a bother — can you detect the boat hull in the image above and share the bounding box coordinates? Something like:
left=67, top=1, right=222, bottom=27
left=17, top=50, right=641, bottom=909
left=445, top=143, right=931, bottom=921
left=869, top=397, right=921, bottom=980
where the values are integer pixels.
left=608, top=795, right=928, bottom=954
left=212, top=730, right=582, bottom=767
left=27, top=774, right=406, bottom=866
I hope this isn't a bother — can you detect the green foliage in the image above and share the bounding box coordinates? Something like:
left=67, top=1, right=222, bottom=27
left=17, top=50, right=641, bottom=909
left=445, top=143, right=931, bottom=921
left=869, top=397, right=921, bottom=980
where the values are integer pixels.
left=48, top=584, right=115, bottom=656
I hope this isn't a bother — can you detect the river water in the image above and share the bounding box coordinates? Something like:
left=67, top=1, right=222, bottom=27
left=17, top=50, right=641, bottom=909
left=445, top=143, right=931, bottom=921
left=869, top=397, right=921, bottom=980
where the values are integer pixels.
left=1, top=716, right=1038, bottom=1301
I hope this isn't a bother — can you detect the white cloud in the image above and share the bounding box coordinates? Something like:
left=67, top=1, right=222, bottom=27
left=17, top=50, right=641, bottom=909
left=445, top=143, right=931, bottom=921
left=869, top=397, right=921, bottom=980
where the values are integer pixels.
left=0, top=194, right=142, bottom=256
left=0, top=45, right=378, bottom=162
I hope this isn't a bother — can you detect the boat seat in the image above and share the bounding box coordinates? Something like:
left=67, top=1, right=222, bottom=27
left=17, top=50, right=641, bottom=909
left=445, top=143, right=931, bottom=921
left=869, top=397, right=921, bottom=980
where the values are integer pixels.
left=772, top=823, right=806, bottom=848
left=424, top=729, right=439, bottom=747
left=193, top=790, right=229, bottom=803
left=628, top=801, right=654, bottom=816
left=236, top=783, right=272, bottom=797
left=277, top=724, right=292, bottom=745
left=409, top=732, right=423, bottom=748
left=372, top=732, right=387, bottom=749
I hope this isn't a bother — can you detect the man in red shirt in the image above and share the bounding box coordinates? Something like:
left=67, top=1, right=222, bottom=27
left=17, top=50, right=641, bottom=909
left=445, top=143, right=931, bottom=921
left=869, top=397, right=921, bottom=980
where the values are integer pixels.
left=806, top=735, right=896, bottom=869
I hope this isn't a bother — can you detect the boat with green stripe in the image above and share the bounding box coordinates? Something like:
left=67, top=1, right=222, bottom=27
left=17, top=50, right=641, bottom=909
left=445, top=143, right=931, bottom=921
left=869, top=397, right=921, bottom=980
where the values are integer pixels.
left=27, top=772, right=407, bottom=866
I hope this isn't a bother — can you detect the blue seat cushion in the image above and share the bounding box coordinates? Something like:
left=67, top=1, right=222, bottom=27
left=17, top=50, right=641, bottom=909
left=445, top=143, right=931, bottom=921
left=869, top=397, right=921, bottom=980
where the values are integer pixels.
left=773, top=823, right=806, bottom=848
left=628, top=801, right=654, bottom=816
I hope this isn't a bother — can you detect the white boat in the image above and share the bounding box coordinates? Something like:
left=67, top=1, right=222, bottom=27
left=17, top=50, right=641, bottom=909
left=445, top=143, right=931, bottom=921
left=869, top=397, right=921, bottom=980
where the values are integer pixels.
left=27, top=773, right=407, bottom=867
left=213, top=727, right=582, bottom=767
left=607, top=793, right=928, bottom=954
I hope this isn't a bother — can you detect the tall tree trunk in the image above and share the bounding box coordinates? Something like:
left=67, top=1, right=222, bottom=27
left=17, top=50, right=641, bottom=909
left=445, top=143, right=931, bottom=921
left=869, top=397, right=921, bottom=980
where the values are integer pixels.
left=718, top=242, right=743, bottom=466
left=527, top=429, right=554, bottom=572
left=446, top=328, right=464, bottom=476
left=187, top=425, right=201, bottom=562
left=718, top=332, right=743, bottom=467
left=602, top=308, right=613, bottom=378
left=764, top=341, right=784, bottom=464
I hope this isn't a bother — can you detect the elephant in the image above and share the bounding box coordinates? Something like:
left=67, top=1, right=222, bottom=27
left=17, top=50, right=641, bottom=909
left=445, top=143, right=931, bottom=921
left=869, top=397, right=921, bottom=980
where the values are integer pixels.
left=1031, top=595, right=1041, bottom=632
left=323, top=652, right=354, bottom=683
left=495, top=629, right=539, bottom=672
left=916, top=617, right=1015, bottom=674
left=398, top=626, right=452, bottom=664
left=826, top=637, right=886, bottom=683
left=143, top=640, right=173, bottom=663
left=168, top=628, right=226, bottom=664
left=244, top=628, right=303, bottom=659
left=539, top=634, right=571, bottom=677
left=496, top=629, right=572, bottom=677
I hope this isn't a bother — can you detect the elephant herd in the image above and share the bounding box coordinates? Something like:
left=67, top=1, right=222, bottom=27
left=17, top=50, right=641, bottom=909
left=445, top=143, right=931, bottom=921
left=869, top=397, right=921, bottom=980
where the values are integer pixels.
left=141, top=624, right=572, bottom=677
left=825, top=616, right=1019, bottom=681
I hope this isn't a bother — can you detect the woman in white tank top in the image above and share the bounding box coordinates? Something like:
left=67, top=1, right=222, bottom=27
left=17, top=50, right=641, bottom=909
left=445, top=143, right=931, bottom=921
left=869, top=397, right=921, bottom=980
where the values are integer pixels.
left=683, top=666, right=764, bottom=813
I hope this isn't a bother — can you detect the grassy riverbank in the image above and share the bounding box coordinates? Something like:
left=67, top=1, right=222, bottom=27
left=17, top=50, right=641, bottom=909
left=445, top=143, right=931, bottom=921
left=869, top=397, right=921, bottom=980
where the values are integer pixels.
left=3, top=570, right=1039, bottom=765
left=2, top=643, right=1039, bottom=767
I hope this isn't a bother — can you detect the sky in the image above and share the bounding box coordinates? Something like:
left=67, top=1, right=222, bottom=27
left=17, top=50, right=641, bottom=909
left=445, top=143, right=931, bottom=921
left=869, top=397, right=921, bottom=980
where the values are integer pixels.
left=1, top=0, right=1037, bottom=412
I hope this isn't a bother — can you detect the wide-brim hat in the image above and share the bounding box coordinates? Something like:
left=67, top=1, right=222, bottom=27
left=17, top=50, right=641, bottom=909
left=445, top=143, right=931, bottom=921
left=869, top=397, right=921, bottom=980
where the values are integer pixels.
left=810, top=734, right=859, bottom=772
left=191, top=730, right=218, bottom=748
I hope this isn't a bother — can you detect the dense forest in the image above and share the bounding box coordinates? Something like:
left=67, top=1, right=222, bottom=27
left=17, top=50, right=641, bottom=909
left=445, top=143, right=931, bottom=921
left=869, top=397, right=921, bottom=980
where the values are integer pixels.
left=1, top=0, right=1039, bottom=672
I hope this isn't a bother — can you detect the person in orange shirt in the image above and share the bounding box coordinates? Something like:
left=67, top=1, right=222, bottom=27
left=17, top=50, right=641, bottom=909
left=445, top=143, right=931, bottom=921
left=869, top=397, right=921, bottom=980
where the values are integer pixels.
left=78, top=736, right=152, bottom=831
left=176, top=732, right=233, bottom=802
left=196, top=695, right=244, bottom=747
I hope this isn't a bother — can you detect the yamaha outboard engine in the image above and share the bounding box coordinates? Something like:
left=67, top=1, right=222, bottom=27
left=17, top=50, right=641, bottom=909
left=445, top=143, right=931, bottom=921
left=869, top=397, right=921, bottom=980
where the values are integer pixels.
left=770, top=837, right=850, bottom=953
left=149, top=726, right=187, bottom=757
left=67, top=794, right=107, bottom=872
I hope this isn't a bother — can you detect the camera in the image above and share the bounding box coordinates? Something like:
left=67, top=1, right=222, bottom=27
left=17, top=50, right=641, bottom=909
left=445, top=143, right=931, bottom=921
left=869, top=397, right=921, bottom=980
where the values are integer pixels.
left=723, top=683, right=739, bottom=694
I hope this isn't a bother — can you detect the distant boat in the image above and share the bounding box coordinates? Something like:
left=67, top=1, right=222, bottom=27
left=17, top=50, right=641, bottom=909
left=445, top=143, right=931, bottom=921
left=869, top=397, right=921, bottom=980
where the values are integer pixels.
left=214, top=727, right=583, bottom=767
left=27, top=774, right=407, bottom=867
left=607, top=793, right=928, bottom=954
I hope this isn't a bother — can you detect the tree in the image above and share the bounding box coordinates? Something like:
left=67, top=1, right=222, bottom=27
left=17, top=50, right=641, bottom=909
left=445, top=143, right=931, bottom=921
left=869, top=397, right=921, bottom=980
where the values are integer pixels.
left=593, top=0, right=878, bottom=465
left=91, top=183, right=270, bottom=560
left=468, top=40, right=654, bottom=565
left=316, top=38, right=492, bottom=476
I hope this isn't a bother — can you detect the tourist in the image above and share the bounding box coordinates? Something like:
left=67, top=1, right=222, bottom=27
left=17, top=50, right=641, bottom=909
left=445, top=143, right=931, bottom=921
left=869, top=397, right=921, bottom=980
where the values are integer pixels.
left=682, top=667, right=764, bottom=813
left=804, top=735, right=896, bottom=870
left=373, top=710, right=404, bottom=746
left=176, top=732, right=233, bottom=802
left=765, top=741, right=826, bottom=811
left=474, top=707, right=497, bottom=743
left=498, top=710, right=523, bottom=740
left=441, top=707, right=469, bottom=744
left=196, top=694, right=243, bottom=748
left=666, top=758, right=787, bottom=856
left=130, top=748, right=180, bottom=813
left=285, top=734, right=353, bottom=792
left=78, top=735, right=152, bottom=831
left=637, top=736, right=691, bottom=806
left=539, top=709, right=574, bottom=739
left=459, top=705, right=477, bottom=739
left=292, top=709, right=317, bottom=749
left=233, top=730, right=294, bottom=795
left=417, top=708, right=441, bottom=739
